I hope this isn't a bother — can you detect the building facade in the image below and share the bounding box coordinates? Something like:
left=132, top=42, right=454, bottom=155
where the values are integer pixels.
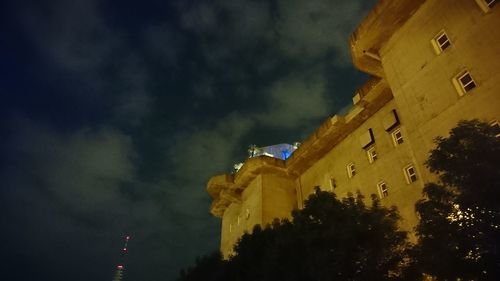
left=207, top=0, right=500, bottom=258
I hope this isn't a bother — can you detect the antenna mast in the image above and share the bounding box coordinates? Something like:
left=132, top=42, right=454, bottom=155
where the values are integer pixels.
left=112, top=235, right=130, bottom=281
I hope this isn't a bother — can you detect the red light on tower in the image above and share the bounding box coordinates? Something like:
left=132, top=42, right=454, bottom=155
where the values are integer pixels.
left=112, top=235, right=131, bottom=281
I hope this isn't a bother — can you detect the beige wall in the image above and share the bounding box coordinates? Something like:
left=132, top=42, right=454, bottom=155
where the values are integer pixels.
left=381, top=0, right=500, bottom=180
left=220, top=172, right=296, bottom=258
left=220, top=174, right=262, bottom=258
left=261, top=173, right=296, bottom=224
left=297, top=100, right=423, bottom=231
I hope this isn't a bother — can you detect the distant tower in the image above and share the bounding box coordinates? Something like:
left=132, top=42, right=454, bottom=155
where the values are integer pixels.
left=112, top=235, right=130, bottom=281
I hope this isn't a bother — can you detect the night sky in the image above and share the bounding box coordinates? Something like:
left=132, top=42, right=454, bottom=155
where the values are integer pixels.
left=0, top=0, right=377, bottom=280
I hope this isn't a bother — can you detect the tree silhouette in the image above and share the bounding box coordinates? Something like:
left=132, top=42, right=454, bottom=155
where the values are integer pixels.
left=411, top=120, right=500, bottom=280
left=178, top=251, right=229, bottom=281
left=180, top=189, right=409, bottom=281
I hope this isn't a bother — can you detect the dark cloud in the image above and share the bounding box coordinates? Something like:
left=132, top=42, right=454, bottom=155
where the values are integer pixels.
left=23, top=0, right=117, bottom=72
left=274, top=0, right=371, bottom=64
left=177, top=0, right=376, bottom=66
left=1, top=119, right=136, bottom=279
left=1, top=0, right=377, bottom=280
left=13, top=0, right=154, bottom=127
left=256, top=68, right=330, bottom=128
left=0, top=117, right=219, bottom=281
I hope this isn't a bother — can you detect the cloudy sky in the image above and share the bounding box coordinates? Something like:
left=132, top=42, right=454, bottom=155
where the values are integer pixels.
left=0, top=0, right=377, bottom=280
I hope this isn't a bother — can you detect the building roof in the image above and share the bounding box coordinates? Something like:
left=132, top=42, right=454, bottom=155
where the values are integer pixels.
left=207, top=77, right=393, bottom=217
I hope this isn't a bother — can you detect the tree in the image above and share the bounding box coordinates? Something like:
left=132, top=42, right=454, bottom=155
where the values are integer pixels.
left=411, top=120, right=500, bottom=280
left=177, top=251, right=229, bottom=281
left=191, top=189, right=409, bottom=281
left=425, top=120, right=500, bottom=210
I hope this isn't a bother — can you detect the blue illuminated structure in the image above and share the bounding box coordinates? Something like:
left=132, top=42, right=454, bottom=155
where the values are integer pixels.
left=248, top=143, right=299, bottom=160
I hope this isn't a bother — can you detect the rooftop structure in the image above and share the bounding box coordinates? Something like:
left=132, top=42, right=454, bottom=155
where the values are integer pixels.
left=248, top=143, right=299, bottom=161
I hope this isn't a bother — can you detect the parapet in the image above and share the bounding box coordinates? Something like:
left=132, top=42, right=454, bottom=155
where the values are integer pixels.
left=285, top=77, right=392, bottom=175
left=207, top=77, right=393, bottom=217
left=208, top=156, right=288, bottom=217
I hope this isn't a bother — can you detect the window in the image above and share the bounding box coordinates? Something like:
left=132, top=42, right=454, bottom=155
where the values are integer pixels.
left=454, top=71, right=477, bottom=96
left=329, top=178, right=337, bottom=191
left=490, top=120, right=500, bottom=137
left=432, top=30, right=451, bottom=54
left=391, top=128, right=404, bottom=146
left=486, top=0, right=497, bottom=7
left=475, top=0, right=496, bottom=12
left=377, top=181, right=389, bottom=199
left=458, top=72, right=476, bottom=92
left=347, top=163, right=356, bottom=178
left=488, top=0, right=496, bottom=8
left=404, top=165, right=418, bottom=184
left=229, top=223, right=233, bottom=233
left=367, top=147, right=378, bottom=163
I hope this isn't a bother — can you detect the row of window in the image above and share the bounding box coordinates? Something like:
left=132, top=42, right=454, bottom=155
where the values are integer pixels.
left=336, top=119, right=499, bottom=198
left=346, top=127, right=404, bottom=179
left=326, top=164, right=417, bottom=199
left=377, top=165, right=417, bottom=199
left=429, top=0, right=497, bottom=97
left=432, top=0, right=496, bottom=55
left=330, top=120, right=497, bottom=199
left=431, top=29, right=478, bottom=96
left=228, top=209, right=251, bottom=233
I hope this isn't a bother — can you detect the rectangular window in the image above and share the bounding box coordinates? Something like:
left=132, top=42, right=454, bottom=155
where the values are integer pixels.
left=490, top=120, right=500, bottom=137
left=436, top=32, right=450, bottom=51
left=459, top=72, right=476, bottom=92
left=329, top=178, right=337, bottom=191
left=486, top=0, right=496, bottom=7
left=391, top=128, right=404, bottom=146
left=347, top=163, right=356, bottom=178
left=475, top=0, right=497, bottom=12
left=367, top=147, right=378, bottom=163
left=432, top=30, right=451, bottom=54
left=404, top=165, right=418, bottom=184
left=454, top=71, right=477, bottom=96
left=377, top=181, right=389, bottom=199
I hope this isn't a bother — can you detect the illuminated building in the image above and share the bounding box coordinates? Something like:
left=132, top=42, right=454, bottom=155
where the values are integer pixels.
left=207, top=0, right=500, bottom=258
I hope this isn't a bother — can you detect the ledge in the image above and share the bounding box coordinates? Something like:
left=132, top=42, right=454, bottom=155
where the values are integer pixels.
left=286, top=78, right=392, bottom=175
left=207, top=78, right=393, bottom=217
left=207, top=156, right=288, bottom=217
left=350, top=0, right=426, bottom=76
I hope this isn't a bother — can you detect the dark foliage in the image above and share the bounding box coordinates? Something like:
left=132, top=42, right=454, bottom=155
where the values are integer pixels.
left=177, top=251, right=229, bottom=281
left=179, top=189, right=409, bottom=281
left=411, top=120, right=500, bottom=280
